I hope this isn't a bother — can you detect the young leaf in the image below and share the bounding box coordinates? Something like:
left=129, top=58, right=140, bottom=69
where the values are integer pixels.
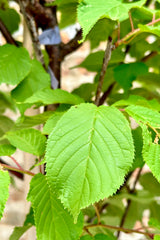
left=46, top=103, right=134, bottom=221
left=27, top=173, right=83, bottom=240
left=6, top=129, right=46, bottom=156
left=125, top=105, right=160, bottom=128
left=11, top=59, right=50, bottom=102
left=0, top=144, right=16, bottom=156
left=77, top=0, right=146, bottom=42
left=0, top=170, right=10, bottom=220
left=24, top=88, right=84, bottom=105
left=0, top=44, right=31, bottom=85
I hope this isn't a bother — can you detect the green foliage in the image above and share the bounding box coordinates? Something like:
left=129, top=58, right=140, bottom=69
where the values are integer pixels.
left=0, top=170, right=10, bottom=220
left=0, top=44, right=31, bottom=85
left=114, top=62, right=148, bottom=90
left=24, top=88, right=84, bottom=105
left=9, top=208, right=35, bottom=240
left=27, top=174, right=83, bottom=240
left=78, top=0, right=146, bottom=42
left=1, top=0, right=160, bottom=239
left=6, top=129, right=46, bottom=156
left=11, top=59, right=50, bottom=102
left=0, top=8, right=20, bottom=33
left=0, top=144, right=16, bottom=156
left=46, top=103, right=134, bottom=220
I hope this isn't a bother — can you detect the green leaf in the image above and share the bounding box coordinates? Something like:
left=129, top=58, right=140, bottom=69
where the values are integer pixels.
left=139, top=24, right=160, bottom=37
left=0, top=8, right=20, bottom=33
left=0, top=91, right=16, bottom=114
left=0, top=116, right=14, bottom=144
left=125, top=105, right=160, bottom=128
left=43, top=111, right=66, bottom=135
left=24, top=88, right=84, bottom=105
left=46, top=103, right=134, bottom=221
left=0, top=144, right=16, bottom=156
left=9, top=225, right=32, bottom=240
left=87, top=18, right=116, bottom=49
left=0, top=170, right=10, bottom=220
left=6, top=129, right=46, bottom=156
left=49, top=0, right=78, bottom=28
left=140, top=172, right=160, bottom=197
left=114, top=62, right=148, bottom=90
left=141, top=125, right=160, bottom=182
left=11, top=59, right=50, bottom=102
left=149, top=218, right=160, bottom=230
left=72, top=83, right=97, bottom=102
left=80, top=234, right=113, bottom=240
left=131, top=127, right=144, bottom=170
left=74, top=49, right=125, bottom=72
left=13, top=111, right=54, bottom=130
left=77, top=0, right=146, bottom=42
left=113, top=95, right=160, bottom=111
left=9, top=207, right=35, bottom=240
left=27, top=173, right=83, bottom=240
left=0, top=44, right=31, bottom=85
left=154, top=235, right=160, bottom=240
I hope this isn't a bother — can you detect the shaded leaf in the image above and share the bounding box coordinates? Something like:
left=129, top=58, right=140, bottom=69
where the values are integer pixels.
left=114, top=62, right=148, bottom=90
left=0, top=8, right=20, bottom=33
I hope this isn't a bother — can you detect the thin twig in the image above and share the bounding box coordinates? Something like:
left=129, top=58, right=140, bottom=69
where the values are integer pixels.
left=18, top=0, right=45, bottom=67
left=0, top=19, right=18, bottom=46
left=115, top=18, right=160, bottom=47
left=129, top=11, right=134, bottom=32
left=94, top=204, right=101, bottom=224
left=84, top=223, right=154, bottom=239
left=98, top=82, right=116, bottom=106
left=117, top=168, right=143, bottom=238
left=94, top=37, right=113, bottom=106
left=0, top=158, right=23, bottom=179
left=9, top=156, right=23, bottom=170
left=142, top=51, right=157, bottom=62
left=1, top=163, right=35, bottom=177
left=61, top=29, right=82, bottom=59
